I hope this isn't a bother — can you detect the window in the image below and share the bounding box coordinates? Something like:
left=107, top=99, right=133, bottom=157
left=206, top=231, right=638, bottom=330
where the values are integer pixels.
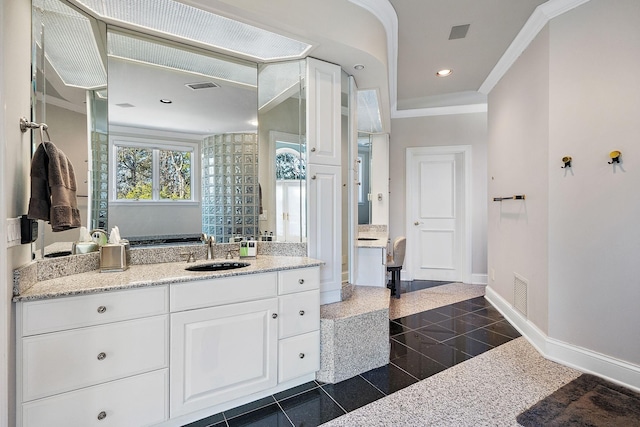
left=111, top=137, right=196, bottom=202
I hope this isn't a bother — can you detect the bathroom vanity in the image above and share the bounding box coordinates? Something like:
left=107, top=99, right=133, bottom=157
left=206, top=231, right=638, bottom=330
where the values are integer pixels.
left=354, top=226, right=388, bottom=287
left=14, top=257, right=321, bottom=427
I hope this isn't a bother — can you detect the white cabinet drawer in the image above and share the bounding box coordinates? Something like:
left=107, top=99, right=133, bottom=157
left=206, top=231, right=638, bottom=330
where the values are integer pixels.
left=278, top=330, right=320, bottom=383
left=22, top=315, right=168, bottom=402
left=278, top=290, right=320, bottom=339
left=278, top=268, right=320, bottom=295
left=22, top=369, right=168, bottom=427
left=170, top=272, right=277, bottom=312
left=20, top=286, right=168, bottom=336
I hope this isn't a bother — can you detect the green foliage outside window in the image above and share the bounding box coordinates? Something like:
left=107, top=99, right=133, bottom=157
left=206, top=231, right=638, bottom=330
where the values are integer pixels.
left=275, top=152, right=305, bottom=180
left=116, top=145, right=192, bottom=201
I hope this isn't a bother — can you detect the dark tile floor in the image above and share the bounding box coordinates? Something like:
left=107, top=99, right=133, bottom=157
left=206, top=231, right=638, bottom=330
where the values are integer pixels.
left=183, top=282, right=521, bottom=427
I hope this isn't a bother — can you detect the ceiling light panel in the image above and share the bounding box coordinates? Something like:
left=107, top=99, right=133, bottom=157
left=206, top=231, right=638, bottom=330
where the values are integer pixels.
left=75, top=0, right=312, bottom=61
left=357, top=90, right=383, bottom=133
left=33, top=0, right=106, bottom=89
left=108, top=32, right=257, bottom=87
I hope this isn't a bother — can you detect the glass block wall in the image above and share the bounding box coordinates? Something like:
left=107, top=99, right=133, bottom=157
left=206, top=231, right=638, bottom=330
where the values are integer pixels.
left=202, top=133, right=259, bottom=243
left=90, top=131, right=109, bottom=230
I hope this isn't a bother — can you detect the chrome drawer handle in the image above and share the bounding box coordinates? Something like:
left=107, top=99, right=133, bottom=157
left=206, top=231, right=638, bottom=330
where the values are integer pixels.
left=299, top=310, right=305, bottom=316
left=97, top=411, right=107, bottom=420
left=97, top=306, right=107, bottom=314
left=272, top=313, right=278, bottom=319
left=299, top=353, right=305, bottom=359
left=298, top=279, right=305, bottom=284
left=97, top=352, right=107, bottom=361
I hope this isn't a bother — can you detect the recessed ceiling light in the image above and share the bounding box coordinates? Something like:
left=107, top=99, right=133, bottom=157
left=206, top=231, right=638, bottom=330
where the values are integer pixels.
left=436, top=69, right=453, bottom=77
left=354, top=64, right=365, bottom=70
left=160, top=99, right=173, bottom=104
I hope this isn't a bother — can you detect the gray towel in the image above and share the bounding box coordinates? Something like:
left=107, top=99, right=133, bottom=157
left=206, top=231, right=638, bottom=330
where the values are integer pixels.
left=27, top=141, right=81, bottom=232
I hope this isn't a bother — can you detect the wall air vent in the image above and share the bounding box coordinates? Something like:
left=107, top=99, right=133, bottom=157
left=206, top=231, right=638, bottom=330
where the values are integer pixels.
left=186, top=82, right=220, bottom=90
left=449, top=24, right=470, bottom=40
left=513, top=273, right=528, bottom=317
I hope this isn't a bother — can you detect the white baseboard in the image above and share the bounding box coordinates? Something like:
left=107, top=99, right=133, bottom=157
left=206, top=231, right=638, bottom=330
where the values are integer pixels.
left=485, top=286, right=640, bottom=393
left=471, top=274, right=488, bottom=285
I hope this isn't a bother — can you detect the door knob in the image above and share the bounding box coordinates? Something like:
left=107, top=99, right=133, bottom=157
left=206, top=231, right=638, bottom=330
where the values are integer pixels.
left=414, top=221, right=423, bottom=226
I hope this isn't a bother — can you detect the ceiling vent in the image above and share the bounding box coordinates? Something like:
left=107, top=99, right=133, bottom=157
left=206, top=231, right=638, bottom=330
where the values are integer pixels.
left=449, top=24, right=470, bottom=40
left=116, top=103, right=135, bottom=108
left=186, top=82, right=220, bottom=90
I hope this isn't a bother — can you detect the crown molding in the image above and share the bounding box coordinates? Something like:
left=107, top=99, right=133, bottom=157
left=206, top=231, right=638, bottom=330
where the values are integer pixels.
left=479, top=0, right=591, bottom=94
left=351, top=0, right=591, bottom=120
left=393, top=103, right=487, bottom=119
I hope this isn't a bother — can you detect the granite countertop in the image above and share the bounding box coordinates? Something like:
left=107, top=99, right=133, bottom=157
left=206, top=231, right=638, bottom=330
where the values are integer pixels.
left=356, top=231, right=388, bottom=248
left=14, top=256, right=323, bottom=302
left=320, top=286, right=389, bottom=320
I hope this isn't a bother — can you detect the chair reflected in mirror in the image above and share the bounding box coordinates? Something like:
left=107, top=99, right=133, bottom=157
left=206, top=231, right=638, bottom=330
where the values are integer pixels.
left=386, top=236, right=406, bottom=299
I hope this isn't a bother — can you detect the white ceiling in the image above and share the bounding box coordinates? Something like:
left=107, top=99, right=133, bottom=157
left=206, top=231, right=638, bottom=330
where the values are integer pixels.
left=49, top=0, right=555, bottom=133
left=390, top=0, right=547, bottom=110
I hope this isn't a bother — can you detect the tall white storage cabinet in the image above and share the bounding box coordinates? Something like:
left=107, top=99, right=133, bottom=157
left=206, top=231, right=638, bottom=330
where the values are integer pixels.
left=306, top=58, right=343, bottom=304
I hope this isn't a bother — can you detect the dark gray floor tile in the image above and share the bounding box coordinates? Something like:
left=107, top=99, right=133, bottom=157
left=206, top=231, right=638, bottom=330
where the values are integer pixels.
left=389, top=319, right=410, bottom=336
left=182, top=412, right=226, bottom=427
left=434, top=317, right=479, bottom=334
left=321, top=375, right=385, bottom=412
left=391, top=349, right=447, bottom=380
left=392, top=331, right=438, bottom=354
left=470, top=306, right=505, bottom=322
left=360, top=363, right=419, bottom=395
left=456, top=312, right=499, bottom=328
left=417, top=342, right=472, bottom=368
left=464, top=327, right=514, bottom=347
left=442, top=334, right=494, bottom=357
left=226, top=403, right=291, bottom=427
left=483, top=320, right=522, bottom=339
left=414, top=323, right=459, bottom=342
left=224, top=396, right=276, bottom=420
left=279, top=388, right=345, bottom=426
left=273, top=381, right=319, bottom=401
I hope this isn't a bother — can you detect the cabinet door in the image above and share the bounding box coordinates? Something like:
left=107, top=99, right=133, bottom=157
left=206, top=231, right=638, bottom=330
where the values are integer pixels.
left=307, top=58, right=341, bottom=166
left=308, top=163, right=342, bottom=304
left=170, top=298, right=278, bottom=417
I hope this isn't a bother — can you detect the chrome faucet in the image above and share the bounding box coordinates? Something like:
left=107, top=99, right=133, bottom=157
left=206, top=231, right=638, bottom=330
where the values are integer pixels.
left=201, top=233, right=216, bottom=260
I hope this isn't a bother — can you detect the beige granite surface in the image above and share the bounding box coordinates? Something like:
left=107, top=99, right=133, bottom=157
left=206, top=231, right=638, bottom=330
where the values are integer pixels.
left=320, top=286, right=390, bottom=320
left=14, top=256, right=323, bottom=302
left=321, top=337, right=581, bottom=427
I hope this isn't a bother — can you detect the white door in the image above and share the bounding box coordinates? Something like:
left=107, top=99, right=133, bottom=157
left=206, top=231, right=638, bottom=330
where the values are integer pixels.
left=406, top=146, right=471, bottom=282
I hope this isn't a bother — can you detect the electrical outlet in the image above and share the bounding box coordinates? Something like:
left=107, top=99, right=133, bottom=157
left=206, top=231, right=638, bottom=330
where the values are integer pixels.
left=6, top=218, right=22, bottom=247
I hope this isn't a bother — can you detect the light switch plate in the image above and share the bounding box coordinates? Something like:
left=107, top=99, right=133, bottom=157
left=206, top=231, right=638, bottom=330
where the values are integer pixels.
left=6, top=218, right=22, bottom=247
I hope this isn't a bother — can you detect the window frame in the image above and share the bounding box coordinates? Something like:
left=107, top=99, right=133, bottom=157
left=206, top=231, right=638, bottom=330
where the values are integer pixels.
left=109, top=135, right=199, bottom=206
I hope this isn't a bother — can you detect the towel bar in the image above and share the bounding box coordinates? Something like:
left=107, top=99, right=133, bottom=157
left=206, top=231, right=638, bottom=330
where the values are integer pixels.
left=493, top=195, right=526, bottom=202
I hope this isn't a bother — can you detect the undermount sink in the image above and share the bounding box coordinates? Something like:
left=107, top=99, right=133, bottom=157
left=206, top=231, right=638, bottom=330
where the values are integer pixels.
left=357, top=237, right=378, bottom=241
left=185, top=262, right=250, bottom=272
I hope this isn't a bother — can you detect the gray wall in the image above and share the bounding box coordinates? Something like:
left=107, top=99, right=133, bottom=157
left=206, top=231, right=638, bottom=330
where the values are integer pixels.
left=488, top=0, right=640, bottom=367
left=389, top=113, right=488, bottom=281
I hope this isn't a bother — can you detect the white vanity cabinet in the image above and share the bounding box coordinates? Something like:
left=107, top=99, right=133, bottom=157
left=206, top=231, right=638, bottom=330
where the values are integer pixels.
left=355, top=246, right=387, bottom=287
left=16, top=286, right=170, bottom=427
left=15, top=265, right=321, bottom=427
left=169, top=268, right=320, bottom=419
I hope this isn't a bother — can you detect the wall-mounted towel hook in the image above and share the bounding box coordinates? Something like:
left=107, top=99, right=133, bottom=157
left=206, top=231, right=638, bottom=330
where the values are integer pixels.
left=19, top=117, right=47, bottom=133
left=561, top=156, right=572, bottom=169
left=608, top=150, right=621, bottom=164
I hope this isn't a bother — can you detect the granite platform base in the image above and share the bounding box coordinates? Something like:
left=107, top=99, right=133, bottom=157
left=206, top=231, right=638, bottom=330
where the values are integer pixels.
left=317, top=286, right=390, bottom=384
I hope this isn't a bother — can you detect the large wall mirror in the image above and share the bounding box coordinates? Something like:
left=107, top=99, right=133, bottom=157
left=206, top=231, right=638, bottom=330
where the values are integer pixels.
left=32, top=0, right=307, bottom=255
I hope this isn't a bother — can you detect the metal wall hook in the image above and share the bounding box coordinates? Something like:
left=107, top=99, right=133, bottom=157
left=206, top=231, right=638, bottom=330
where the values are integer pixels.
left=561, top=156, right=572, bottom=169
left=20, top=117, right=47, bottom=133
left=608, top=150, right=621, bottom=164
